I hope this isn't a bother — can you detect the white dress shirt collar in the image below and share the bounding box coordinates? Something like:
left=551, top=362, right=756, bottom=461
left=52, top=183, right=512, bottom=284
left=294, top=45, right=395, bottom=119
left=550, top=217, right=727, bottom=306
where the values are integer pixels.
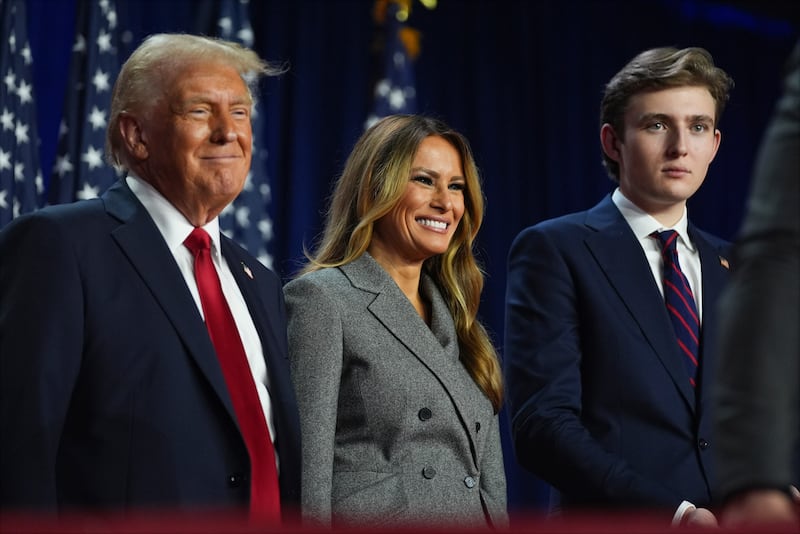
left=612, top=188, right=695, bottom=252
left=126, top=174, right=222, bottom=256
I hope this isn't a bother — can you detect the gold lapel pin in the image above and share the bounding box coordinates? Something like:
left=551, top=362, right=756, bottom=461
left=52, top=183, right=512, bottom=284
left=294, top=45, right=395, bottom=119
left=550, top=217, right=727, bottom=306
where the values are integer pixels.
left=719, top=256, right=729, bottom=269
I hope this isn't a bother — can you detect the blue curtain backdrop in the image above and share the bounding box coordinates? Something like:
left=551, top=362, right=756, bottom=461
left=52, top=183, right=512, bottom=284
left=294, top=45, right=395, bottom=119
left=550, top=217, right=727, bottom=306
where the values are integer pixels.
left=24, top=0, right=799, bottom=520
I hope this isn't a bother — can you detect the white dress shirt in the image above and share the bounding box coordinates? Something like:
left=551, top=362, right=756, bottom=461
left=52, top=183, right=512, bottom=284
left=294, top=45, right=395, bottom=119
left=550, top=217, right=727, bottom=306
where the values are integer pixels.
left=612, top=188, right=703, bottom=321
left=126, top=175, right=279, bottom=468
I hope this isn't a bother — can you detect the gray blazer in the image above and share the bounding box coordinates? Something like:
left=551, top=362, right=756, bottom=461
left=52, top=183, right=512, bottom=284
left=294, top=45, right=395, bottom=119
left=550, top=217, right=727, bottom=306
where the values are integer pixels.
left=284, top=253, right=507, bottom=528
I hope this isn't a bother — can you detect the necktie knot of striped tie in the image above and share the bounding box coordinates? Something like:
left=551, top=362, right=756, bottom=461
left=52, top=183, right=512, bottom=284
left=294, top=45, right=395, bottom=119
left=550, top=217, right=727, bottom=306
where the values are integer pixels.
left=653, top=230, right=700, bottom=388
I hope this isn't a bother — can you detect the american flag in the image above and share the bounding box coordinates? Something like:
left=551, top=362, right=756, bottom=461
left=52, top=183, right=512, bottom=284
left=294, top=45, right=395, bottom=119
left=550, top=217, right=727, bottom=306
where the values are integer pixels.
left=216, top=0, right=275, bottom=269
left=0, top=0, right=43, bottom=228
left=48, top=0, right=121, bottom=205
left=365, top=0, right=419, bottom=129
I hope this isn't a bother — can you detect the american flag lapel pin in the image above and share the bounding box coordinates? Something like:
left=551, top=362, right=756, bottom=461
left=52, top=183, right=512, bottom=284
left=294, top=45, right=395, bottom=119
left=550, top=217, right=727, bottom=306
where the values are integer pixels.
left=241, top=262, right=254, bottom=280
left=719, top=256, right=729, bottom=269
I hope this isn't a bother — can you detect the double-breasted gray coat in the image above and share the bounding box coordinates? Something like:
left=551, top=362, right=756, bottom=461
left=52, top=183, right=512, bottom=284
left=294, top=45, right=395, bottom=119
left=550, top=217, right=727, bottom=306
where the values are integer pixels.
left=284, top=253, right=507, bottom=528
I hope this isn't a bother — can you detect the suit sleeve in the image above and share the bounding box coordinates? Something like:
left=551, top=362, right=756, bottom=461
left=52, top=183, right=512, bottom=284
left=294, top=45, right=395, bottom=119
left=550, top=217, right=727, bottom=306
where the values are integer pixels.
left=714, top=41, right=800, bottom=498
left=504, top=226, right=679, bottom=507
left=284, top=276, right=344, bottom=524
left=0, top=214, right=84, bottom=508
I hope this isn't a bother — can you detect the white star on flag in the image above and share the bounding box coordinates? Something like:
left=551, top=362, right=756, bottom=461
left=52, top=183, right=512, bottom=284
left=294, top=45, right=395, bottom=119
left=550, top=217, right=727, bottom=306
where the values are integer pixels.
left=76, top=182, right=100, bottom=200
left=0, top=0, right=43, bottom=228
left=88, top=106, right=107, bottom=130
left=48, top=0, right=122, bottom=206
left=81, top=145, right=105, bottom=170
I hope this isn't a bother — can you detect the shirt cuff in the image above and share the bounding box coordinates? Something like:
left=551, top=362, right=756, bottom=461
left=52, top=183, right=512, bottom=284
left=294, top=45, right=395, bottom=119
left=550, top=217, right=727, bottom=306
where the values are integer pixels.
left=672, top=500, right=695, bottom=525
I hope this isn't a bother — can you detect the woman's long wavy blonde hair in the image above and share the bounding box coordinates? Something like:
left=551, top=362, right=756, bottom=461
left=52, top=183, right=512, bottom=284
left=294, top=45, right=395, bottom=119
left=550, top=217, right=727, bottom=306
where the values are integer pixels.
left=299, top=114, right=502, bottom=412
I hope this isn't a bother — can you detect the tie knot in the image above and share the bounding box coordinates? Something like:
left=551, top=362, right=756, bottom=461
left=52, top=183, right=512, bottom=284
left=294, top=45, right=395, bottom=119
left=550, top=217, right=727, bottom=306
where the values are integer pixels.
left=653, top=230, right=679, bottom=254
left=184, top=227, right=211, bottom=255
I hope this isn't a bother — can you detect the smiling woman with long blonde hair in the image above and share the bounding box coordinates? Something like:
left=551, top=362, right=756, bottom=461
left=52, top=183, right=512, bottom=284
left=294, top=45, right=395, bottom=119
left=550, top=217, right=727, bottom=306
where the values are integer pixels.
left=284, top=114, right=506, bottom=528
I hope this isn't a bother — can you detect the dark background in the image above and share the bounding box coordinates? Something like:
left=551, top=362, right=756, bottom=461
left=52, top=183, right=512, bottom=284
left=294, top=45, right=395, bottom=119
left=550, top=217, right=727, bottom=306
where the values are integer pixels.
left=26, top=0, right=799, bottom=520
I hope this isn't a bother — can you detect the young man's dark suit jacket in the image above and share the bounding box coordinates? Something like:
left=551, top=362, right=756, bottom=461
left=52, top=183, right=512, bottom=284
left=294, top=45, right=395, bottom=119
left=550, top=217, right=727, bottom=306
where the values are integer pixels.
left=504, top=194, right=732, bottom=513
left=0, top=179, right=301, bottom=516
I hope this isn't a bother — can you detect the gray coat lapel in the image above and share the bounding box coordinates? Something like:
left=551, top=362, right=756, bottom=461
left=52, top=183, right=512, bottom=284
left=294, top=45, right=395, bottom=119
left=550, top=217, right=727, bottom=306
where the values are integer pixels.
left=583, top=197, right=696, bottom=410
left=102, top=180, right=238, bottom=423
left=340, top=254, right=481, bottom=466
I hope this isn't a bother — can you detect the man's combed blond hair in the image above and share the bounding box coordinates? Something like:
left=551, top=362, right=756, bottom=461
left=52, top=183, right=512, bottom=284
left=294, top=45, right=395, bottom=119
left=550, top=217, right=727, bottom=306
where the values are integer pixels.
left=105, top=33, right=284, bottom=171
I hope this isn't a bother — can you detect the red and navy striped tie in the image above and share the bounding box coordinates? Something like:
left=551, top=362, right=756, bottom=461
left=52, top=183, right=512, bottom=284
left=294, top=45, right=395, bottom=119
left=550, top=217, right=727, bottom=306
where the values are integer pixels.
left=654, top=230, right=700, bottom=387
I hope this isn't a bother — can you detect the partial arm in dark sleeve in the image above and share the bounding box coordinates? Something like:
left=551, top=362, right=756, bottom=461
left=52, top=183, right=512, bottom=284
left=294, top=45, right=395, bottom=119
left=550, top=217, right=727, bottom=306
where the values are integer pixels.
left=0, top=214, right=85, bottom=509
left=715, top=41, right=800, bottom=500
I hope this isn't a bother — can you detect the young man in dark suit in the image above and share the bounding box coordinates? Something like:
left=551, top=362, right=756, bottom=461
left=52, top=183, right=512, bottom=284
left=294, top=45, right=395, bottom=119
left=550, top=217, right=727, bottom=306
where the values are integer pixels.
left=504, top=47, right=733, bottom=526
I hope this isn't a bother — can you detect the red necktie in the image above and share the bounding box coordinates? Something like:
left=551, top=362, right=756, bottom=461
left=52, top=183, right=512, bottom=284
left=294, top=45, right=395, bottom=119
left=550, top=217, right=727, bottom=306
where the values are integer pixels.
left=654, top=230, right=700, bottom=388
left=184, top=228, right=281, bottom=522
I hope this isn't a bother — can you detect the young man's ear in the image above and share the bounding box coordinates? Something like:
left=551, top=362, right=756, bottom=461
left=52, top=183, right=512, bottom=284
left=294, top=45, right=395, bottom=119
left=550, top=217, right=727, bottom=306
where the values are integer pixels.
left=600, top=123, right=622, bottom=162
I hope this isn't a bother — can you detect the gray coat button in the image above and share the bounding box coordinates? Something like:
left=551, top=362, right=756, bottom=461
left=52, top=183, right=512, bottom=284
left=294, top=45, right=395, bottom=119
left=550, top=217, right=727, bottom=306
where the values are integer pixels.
left=464, top=476, right=476, bottom=488
left=422, top=466, right=437, bottom=479
left=418, top=407, right=432, bottom=421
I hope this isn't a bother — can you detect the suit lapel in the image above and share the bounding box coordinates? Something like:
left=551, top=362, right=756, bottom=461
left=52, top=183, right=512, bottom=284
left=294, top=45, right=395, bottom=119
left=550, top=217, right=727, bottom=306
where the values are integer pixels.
left=341, top=255, right=481, bottom=465
left=222, top=240, right=293, bottom=410
left=584, top=196, right=696, bottom=410
left=221, top=239, right=280, bottom=370
left=102, top=180, right=237, bottom=422
left=692, top=227, right=730, bottom=405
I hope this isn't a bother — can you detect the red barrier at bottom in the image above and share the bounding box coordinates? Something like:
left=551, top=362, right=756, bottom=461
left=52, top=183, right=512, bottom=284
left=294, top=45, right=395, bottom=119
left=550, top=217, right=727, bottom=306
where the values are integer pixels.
left=0, top=510, right=797, bottom=533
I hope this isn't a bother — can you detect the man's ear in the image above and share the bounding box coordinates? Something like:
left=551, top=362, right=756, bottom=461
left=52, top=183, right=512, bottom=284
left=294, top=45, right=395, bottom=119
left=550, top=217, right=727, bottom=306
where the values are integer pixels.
left=118, top=113, right=148, bottom=160
left=708, top=128, right=722, bottom=164
left=600, top=123, right=622, bottom=163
